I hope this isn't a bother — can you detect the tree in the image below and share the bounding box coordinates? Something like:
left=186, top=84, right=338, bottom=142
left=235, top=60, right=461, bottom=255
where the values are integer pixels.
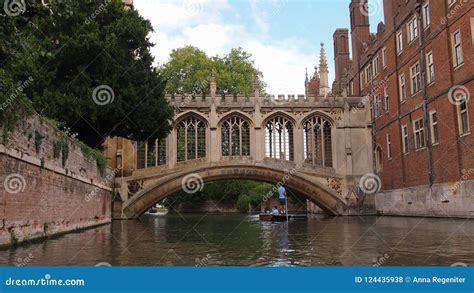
left=160, top=46, right=265, bottom=98
left=1, top=0, right=174, bottom=147
left=161, top=46, right=213, bottom=97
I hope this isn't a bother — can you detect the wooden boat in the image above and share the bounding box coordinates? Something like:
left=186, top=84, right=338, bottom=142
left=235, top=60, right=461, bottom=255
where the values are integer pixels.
left=259, top=213, right=307, bottom=222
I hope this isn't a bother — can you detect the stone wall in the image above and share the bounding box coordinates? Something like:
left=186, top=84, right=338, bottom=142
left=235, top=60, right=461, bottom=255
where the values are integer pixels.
left=0, top=114, right=113, bottom=247
left=375, top=180, right=474, bottom=218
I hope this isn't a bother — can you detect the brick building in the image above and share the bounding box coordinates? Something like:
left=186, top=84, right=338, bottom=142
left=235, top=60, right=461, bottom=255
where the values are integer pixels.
left=332, top=0, right=473, bottom=215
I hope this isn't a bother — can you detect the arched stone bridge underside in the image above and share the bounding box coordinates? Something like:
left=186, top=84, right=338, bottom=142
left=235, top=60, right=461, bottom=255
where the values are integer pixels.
left=120, top=160, right=348, bottom=219
left=113, top=92, right=375, bottom=219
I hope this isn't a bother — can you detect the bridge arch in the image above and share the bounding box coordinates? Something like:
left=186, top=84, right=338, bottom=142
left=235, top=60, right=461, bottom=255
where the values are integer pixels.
left=120, top=164, right=347, bottom=219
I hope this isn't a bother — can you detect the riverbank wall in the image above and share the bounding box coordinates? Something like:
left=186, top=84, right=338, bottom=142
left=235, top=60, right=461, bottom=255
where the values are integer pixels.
left=375, top=179, right=474, bottom=218
left=0, top=114, right=113, bottom=247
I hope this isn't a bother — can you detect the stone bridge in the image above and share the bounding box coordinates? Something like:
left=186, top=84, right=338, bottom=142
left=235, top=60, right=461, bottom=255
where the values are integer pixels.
left=110, top=78, right=375, bottom=218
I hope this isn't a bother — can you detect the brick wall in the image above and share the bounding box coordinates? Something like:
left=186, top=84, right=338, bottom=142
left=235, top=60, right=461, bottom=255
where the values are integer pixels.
left=0, top=114, right=113, bottom=247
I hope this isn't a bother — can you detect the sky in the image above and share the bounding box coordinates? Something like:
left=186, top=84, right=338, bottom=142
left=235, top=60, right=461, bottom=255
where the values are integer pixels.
left=134, top=0, right=384, bottom=95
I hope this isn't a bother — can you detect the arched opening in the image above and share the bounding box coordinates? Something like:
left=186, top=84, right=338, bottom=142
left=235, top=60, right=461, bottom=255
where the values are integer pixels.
left=264, top=116, right=294, bottom=161
left=221, top=116, right=251, bottom=157
left=375, top=146, right=383, bottom=173
left=176, top=116, right=207, bottom=162
left=121, top=165, right=346, bottom=219
left=303, top=115, right=333, bottom=168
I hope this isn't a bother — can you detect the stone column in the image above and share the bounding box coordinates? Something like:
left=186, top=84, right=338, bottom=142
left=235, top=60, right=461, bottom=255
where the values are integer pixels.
left=293, top=127, right=304, bottom=166
left=168, top=128, right=177, bottom=169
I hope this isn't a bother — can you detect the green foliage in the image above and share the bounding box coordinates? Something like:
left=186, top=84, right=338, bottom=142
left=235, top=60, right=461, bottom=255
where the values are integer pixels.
left=34, top=130, right=44, bottom=152
left=161, top=46, right=266, bottom=98
left=1, top=0, right=174, bottom=148
left=76, top=140, right=108, bottom=175
left=61, top=142, right=69, bottom=167
left=53, top=141, right=62, bottom=159
left=162, top=180, right=277, bottom=211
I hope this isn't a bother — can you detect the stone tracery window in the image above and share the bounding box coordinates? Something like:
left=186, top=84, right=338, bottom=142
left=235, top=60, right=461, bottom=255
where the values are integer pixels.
left=136, top=139, right=166, bottom=169
left=221, top=116, right=250, bottom=156
left=265, top=116, right=294, bottom=161
left=177, top=116, right=206, bottom=162
left=303, top=116, right=333, bottom=168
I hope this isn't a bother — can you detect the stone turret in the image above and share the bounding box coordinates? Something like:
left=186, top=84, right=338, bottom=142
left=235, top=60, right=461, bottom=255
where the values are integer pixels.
left=318, top=43, right=330, bottom=97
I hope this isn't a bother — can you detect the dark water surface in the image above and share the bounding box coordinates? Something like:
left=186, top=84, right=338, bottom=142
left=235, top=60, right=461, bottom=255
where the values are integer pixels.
left=1, top=214, right=473, bottom=266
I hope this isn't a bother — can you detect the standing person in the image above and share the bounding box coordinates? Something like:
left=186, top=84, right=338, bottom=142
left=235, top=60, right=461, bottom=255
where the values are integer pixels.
left=277, top=184, right=287, bottom=214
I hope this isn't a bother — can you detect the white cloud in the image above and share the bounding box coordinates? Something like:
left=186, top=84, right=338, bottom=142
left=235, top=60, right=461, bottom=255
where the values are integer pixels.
left=134, top=0, right=320, bottom=94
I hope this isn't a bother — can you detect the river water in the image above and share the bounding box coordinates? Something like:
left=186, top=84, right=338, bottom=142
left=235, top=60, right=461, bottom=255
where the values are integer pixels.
left=1, top=214, right=473, bottom=266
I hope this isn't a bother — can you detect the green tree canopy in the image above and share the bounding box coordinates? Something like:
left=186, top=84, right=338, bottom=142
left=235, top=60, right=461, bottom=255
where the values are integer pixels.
left=160, top=46, right=265, bottom=98
left=1, top=0, right=174, bottom=147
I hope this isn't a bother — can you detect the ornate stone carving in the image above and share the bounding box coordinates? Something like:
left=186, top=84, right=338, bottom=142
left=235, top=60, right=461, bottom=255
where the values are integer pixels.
left=327, top=177, right=342, bottom=195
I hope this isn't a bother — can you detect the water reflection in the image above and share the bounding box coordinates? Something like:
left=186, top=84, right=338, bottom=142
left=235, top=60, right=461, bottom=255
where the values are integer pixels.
left=0, top=215, right=472, bottom=266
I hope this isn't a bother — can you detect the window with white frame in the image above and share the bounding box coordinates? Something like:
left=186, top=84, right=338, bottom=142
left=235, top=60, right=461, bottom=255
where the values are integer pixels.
left=402, top=125, right=409, bottom=154
left=350, top=81, right=354, bottom=95
left=407, top=17, right=419, bottom=43
left=374, top=96, right=382, bottom=118
left=413, top=118, right=426, bottom=150
left=397, top=31, right=404, bottom=54
left=386, top=134, right=392, bottom=159
left=452, top=30, right=463, bottom=67
left=458, top=97, right=470, bottom=135
left=423, top=2, right=430, bottom=28
left=383, top=87, right=389, bottom=112
left=426, top=51, right=435, bottom=84
left=410, top=62, right=421, bottom=94
left=373, top=55, right=379, bottom=76
left=382, top=47, right=387, bottom=68
left=429, top=110, right=439, bottom=144
left=399, top=74, right=406, bottom=101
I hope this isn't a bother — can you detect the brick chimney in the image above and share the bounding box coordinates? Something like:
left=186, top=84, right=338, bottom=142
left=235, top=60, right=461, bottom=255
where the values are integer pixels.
left=333, top=29, right=350, bottom=84
left=349, top=0, right=370, bottom=95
